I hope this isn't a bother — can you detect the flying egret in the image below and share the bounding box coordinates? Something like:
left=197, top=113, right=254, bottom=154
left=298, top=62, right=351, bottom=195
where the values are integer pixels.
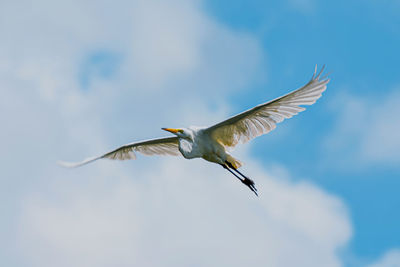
left=59, top=66, right=329, bottom=196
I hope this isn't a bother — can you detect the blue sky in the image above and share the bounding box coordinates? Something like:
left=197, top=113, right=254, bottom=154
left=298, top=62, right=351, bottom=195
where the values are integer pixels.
left=206, top=0, right=400, bottom=263
left=0, top=0, right=399, bottom=266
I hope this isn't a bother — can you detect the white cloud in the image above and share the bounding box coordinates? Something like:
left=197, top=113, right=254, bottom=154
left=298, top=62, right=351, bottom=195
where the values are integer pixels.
left=18, top=158, right=351, bottom=267
left=367, top=249, right=400, bottom=267
left=0, top=0, right=352, bottom=266
left=324, top=89, right=400, bottom=168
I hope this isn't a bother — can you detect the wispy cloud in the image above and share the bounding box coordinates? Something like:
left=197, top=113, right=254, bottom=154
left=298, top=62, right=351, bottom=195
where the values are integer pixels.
left=287, top=0, right=316, bottom=14
left=367, top=249, right=400, bottom=267
left=323, top=89, right=400, bottom=168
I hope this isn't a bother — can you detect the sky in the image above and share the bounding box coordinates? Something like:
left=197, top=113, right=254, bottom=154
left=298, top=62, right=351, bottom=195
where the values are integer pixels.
left=0, top=0, right=399, bottom=266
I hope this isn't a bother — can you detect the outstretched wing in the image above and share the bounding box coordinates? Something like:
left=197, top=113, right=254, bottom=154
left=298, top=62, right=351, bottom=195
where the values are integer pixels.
left=58, top=136, right=180, bottom=168
left=206, top=66, right=329, bottom=148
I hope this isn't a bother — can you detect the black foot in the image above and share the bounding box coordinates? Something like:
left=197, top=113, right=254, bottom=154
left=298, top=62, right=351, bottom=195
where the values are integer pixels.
left=242, top=177, right=258, bottom=196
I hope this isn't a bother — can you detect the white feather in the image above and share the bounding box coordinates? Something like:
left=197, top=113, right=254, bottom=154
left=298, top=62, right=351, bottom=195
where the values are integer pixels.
left=206, top=65, right=329, bottom=148
left=58, top=137, right=180, bottom=168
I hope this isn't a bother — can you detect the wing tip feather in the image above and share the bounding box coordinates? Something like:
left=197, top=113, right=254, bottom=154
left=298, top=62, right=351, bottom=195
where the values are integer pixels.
left=311, top=64, right=329, bottom=83
left=57, top=160, right=85, bottom=168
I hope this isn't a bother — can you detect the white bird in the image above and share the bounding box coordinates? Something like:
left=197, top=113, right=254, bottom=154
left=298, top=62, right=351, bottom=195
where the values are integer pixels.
left=59, top=66, right=329, bottom=196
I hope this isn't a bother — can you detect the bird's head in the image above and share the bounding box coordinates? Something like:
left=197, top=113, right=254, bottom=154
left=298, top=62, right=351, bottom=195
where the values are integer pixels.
left=162, top=127, right=191, bottom=139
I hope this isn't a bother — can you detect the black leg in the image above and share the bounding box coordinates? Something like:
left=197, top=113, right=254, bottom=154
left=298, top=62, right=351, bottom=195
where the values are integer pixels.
left=226, top=161, right=249, bottom=179
left=221, top=163, right=258, bottom=196
left=220, top=164, right=242, bottom=182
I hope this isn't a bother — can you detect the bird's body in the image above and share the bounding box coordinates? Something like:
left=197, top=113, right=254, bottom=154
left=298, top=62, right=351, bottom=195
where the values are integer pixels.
left=176, top=126, right=242, bottom=168
left=59, top=66, right=330, bottom=196
left=177, top=127, right=208, bottom=160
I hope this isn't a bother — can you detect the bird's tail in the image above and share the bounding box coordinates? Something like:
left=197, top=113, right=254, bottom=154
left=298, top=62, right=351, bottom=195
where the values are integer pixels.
left=226, top=154, right=242, bottom=169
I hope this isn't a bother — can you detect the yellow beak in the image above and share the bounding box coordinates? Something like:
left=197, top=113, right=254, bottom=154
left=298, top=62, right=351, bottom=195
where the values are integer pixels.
left=162, top=128, right=181, bottom=134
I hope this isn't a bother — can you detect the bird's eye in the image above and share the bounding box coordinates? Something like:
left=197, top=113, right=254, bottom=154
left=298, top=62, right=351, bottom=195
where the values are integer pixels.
left=178, top=129, right=184, bottom=133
